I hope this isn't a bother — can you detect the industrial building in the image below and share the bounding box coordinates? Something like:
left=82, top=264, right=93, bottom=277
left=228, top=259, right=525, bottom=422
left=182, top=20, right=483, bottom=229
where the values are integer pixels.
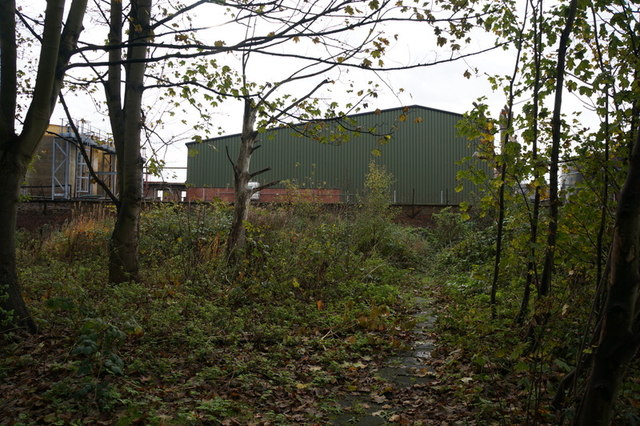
left=22, top=123, right=117, bottom=200
left=186, top=105, right=481, bottom=205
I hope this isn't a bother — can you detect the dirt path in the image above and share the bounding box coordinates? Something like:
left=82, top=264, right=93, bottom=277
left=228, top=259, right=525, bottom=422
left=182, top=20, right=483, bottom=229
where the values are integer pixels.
left=331, top=297, right=437, bottom=424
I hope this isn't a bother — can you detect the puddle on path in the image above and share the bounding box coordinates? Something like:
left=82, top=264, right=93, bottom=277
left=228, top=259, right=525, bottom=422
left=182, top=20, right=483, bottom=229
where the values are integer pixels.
left=330, top=297, right=436, bottom=424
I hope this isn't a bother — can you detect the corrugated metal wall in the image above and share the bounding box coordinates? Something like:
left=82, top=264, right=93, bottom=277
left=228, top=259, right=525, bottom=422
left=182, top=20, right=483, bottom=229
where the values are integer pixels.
left=186, top=105, right=481, bottom=205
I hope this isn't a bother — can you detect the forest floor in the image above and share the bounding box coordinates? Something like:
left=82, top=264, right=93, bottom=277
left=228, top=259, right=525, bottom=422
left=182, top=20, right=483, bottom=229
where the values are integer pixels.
left=1, top=275, right=524, bottom=425
left=5, top=203, right=636, bottom=424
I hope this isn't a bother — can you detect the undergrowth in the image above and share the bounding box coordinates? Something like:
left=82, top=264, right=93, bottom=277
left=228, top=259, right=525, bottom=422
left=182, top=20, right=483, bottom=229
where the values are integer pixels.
left=423, top=207, right=640, bottom=425
left=3, top=169, right=430, bottom=424
left=7, top=172, right=635, bottom=424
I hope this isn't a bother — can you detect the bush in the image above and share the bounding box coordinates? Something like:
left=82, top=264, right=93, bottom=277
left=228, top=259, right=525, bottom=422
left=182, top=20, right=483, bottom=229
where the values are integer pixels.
left=139, top=202, right=231, bottom=282
left=9, top=184, right=433, bottom=423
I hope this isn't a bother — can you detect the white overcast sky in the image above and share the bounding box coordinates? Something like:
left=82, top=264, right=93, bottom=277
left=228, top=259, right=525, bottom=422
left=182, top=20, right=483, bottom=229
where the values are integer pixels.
left=43, top=1, right=524, bottom=182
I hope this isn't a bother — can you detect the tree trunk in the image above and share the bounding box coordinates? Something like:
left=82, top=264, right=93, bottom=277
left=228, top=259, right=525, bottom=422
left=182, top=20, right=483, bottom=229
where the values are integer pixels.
left=105, top=0, right=124, bottom=198
left=109, top=177, right=142, bottom=282
left=490, top=3, right=528, bottom=319
left=0, top=0, right=87, bottom=332
left=596, top=104, right=610, bottom=291
left=107, top=0, right=151, bottom=283
left=0, top=153, right=37, bottom=333
left=538, top=0, right=578, bottom=298
left=490, top=150, right=507, bottom=319
left=518, top=185, right=540, bottom=323
left=523, top=0, right=579, bottom=352
left=575, top=117, right=640, bottom=426
left=517, top=1, right=543, bottom=324
left=226, top=100, right=258, bottom=260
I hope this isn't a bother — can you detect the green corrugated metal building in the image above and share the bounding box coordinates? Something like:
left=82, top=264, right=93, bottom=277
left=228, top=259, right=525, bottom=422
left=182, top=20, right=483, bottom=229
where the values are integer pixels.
left=186, top=105, right=479, bottom=205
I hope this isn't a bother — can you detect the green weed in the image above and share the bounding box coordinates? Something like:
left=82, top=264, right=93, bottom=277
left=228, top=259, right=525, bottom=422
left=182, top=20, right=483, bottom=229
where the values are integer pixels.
left=7, top=196, right=428, bottom=423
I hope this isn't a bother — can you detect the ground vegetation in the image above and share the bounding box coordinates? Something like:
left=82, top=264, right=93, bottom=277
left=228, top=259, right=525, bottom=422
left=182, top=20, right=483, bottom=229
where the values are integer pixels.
left=2, top=168, right=434, bottom=423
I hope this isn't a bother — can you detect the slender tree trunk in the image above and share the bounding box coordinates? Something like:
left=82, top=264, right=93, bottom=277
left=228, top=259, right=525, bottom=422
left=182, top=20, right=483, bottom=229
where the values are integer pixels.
left=575, top=115, right=640, bottom=426
left=490, top=147, right=507, bottom=319
left=517, top=0, right=543, bottom=324
left=489, top=2, right=531, bottom=319
left=108, top=0, right=151, bottom=283
left=595, top=101, right=610, bottom=295
left=538, top=0, right=578, bottom=298
left=0, top=153, right=37, bottom=333
left=226, top=100, right=258, bottom=260
left=524, top=0, right=578, bottom=352
left=519, top=185, right=540, bottom=322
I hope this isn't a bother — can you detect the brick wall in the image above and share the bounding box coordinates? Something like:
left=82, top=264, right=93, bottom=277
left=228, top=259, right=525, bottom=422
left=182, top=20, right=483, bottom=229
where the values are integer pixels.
left=186, top=187, right=342, bottom=204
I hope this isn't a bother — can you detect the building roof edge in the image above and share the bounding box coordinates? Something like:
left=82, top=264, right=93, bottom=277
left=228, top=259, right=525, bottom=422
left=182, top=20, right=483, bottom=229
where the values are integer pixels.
left=185, top=104, right=463, bottom=146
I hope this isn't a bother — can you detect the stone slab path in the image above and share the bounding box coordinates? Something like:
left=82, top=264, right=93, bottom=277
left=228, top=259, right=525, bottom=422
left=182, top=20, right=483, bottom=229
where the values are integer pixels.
left=331, top=297, right=436, bottom=424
